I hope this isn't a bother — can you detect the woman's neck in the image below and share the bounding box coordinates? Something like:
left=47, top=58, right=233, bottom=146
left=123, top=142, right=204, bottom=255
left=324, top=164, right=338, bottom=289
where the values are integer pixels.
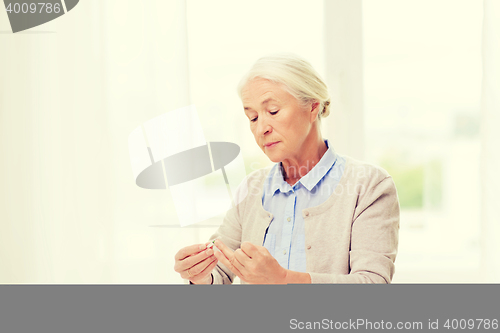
left=281, top=136, right=328, bottom=185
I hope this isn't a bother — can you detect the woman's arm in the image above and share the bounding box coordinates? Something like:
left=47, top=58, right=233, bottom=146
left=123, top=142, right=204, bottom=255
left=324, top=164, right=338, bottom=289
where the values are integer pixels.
left=309, top=176, right=400, bottom=284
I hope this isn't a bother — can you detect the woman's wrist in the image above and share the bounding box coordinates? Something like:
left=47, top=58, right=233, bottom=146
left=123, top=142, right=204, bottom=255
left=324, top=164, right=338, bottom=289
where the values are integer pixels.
left=283, top=269, right=312, bottom=284
left=190, top=274, right=213, bottom=285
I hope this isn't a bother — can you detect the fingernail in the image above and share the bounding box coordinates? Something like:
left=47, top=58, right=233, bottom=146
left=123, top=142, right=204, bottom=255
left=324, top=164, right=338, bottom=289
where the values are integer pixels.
left=199, top=244, right=205, bottom=250
left=206, top=249, right=213, bottom=256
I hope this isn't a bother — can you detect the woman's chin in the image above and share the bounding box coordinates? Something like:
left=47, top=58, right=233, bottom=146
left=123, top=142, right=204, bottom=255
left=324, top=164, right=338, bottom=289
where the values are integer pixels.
left=265, top=154, right=282, bottom=163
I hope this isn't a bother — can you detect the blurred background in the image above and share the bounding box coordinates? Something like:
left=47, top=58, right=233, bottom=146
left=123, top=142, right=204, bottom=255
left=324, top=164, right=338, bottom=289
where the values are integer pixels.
left=1, top=0, right=499, bottom=283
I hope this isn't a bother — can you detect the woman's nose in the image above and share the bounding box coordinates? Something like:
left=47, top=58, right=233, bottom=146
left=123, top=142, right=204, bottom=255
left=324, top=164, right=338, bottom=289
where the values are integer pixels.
left=257, top=118, right=272, bottom=136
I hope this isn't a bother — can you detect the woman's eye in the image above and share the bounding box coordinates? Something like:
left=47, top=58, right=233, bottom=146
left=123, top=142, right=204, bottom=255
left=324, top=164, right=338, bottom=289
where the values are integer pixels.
left=250, top=110, right=277, bottom=122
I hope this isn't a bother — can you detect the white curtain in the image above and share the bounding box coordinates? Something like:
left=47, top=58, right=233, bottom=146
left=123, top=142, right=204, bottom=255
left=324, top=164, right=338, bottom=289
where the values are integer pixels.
left=480, top=0, right=500, bottom=282
left=323, top=0, right=365, bottom=160
left=0, top=0, right=197, bottom=283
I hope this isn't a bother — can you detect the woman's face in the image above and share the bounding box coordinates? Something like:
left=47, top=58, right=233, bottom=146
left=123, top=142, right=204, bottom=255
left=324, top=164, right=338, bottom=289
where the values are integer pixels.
left=241, top=78, right=319, bottom=163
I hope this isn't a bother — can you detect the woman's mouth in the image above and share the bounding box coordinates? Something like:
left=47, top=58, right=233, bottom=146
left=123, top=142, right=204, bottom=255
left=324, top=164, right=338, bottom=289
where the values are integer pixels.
left=264, top=141, right=280, bottom=148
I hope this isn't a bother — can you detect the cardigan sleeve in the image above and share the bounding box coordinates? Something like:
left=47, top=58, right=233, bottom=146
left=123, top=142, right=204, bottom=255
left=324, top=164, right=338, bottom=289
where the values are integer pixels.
left=206, top=174, right=253, bottom=284
left=208, top=202, right=241, bottom=284
left=308, top=176, right=400, bottom=284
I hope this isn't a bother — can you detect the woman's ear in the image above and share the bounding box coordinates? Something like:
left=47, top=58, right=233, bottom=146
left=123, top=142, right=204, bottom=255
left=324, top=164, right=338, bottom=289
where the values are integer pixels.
left=310, top=101, right=321, bottom=122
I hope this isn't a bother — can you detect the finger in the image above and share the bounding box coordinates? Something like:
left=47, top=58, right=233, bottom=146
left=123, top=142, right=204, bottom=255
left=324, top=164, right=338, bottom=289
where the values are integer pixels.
left=233, top=248, right=249, bottom=267
left=175, top=248, right=214, bottom=273
left=212, top=240, right=245, bottom=278
left=231, top=250, right=247, bottom=275
left=184, top=247, right=214, bottom=268
left=240, top=241, right=256, bottom=258
left=213, top=239, right=235, bottom=258
left=188, top=242, right=212, bottom=257
left=184, top=255, right=217, bottom=279
left=195, top=256, right=218, bottom=279
left=189, top=258, right=218, bottom=284
left=175, top=243, right=207, bottom=261
left=214, top=248, right=243, bottom=278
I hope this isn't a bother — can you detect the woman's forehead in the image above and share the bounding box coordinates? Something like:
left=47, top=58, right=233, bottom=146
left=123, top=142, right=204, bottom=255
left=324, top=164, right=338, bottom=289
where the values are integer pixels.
left=241, top=79, right=289, bottom=104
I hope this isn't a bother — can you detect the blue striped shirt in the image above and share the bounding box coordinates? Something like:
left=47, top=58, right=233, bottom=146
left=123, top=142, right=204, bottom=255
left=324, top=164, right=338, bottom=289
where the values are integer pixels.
left=261, top=139, right=346, bottom=272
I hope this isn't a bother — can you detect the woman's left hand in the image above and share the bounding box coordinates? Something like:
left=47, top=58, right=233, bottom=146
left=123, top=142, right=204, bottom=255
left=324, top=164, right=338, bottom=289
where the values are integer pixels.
left=213, top=239, right=288, bottom=284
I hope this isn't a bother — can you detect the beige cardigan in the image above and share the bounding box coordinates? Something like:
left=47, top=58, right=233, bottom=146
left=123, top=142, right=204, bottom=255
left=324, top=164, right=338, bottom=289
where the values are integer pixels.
left=208, top=154, right=400, bottom=284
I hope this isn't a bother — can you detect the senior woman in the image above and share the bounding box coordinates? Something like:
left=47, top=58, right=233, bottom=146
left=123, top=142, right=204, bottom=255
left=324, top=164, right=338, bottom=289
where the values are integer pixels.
left=174, top=54, right=400, bottom=284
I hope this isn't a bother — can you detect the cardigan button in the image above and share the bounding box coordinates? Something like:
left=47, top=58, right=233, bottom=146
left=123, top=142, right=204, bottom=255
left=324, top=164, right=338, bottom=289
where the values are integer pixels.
left=307, top=245, right=311, bottom=250
left=304, top=211, right=309, bottom=217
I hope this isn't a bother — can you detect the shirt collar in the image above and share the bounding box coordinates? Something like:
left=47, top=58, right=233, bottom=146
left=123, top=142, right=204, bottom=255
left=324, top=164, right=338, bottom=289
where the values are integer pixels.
left=268, top=139, right=338, bottom=194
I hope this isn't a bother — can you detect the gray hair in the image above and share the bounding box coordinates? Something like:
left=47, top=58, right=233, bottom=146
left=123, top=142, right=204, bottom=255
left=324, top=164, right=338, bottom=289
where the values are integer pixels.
left=237, top=53, right=331, bottom=121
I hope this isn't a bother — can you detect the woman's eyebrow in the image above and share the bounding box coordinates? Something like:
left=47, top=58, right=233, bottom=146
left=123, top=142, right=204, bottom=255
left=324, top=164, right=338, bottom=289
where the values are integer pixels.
left=244, top=98, right=279, bottom=111
left=261, top=97, right=279, bottom=106
left=244, top=95, right=282, bottom=113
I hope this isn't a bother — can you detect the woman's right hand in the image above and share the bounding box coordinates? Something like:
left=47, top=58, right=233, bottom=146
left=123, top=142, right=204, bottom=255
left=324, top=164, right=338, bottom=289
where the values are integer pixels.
left=174, top=243, right=218, bottom=284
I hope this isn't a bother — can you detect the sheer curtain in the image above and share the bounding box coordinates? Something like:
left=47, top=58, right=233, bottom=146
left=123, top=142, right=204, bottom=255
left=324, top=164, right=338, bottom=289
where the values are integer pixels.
left=0, top=0, right=197, bottom=283
left=323, top=0, right=364, bottom=160
left=361, top=0, right=500, bottom=283
left=480, top=0, right=500, bottom=282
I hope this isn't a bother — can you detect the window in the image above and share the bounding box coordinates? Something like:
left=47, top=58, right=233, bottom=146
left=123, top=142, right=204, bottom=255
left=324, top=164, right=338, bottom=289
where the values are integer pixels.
left=363, top=0, right=483, bottom=282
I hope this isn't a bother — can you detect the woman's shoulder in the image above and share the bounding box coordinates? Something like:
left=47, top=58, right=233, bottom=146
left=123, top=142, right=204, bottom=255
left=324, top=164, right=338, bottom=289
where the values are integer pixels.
left=339, top=154, right=392, bottom=186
